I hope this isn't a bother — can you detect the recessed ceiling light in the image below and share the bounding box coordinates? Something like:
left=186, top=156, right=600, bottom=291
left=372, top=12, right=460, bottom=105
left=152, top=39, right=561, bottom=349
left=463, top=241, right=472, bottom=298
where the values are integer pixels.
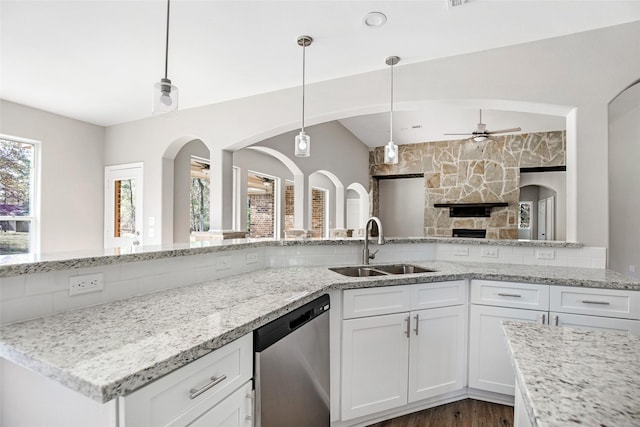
left=363, top=11, right=387, bottom=28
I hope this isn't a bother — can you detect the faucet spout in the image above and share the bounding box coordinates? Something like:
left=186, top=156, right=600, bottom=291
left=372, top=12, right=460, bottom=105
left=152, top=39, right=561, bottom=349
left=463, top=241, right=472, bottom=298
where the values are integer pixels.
left=363, top=216, right=385, bottom=265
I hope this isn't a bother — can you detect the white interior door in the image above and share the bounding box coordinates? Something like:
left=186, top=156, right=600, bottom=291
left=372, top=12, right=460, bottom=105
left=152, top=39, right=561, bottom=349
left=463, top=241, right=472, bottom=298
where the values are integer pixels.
left=545, top=196, right=555, bottom=240
left=537, top=199, right=546, bottom=240
left=105, top=163, right=143, bottom=249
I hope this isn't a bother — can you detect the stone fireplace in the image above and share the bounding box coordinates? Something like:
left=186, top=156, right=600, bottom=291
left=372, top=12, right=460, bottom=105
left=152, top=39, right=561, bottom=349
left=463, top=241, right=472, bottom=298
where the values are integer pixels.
left=370, top=131, right=566, bottom=239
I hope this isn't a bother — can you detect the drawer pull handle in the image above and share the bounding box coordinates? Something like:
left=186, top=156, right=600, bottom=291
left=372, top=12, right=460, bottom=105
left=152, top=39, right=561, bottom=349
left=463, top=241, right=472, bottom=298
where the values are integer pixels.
left=414, top=314, right=419, bottom=336
left=405, top=316, right=410, bottom=338
left=581, top=300, right=610, bottom=305
left=189, top=374, right=227, bottom=399
left=498, top=293, right=522, bottom=298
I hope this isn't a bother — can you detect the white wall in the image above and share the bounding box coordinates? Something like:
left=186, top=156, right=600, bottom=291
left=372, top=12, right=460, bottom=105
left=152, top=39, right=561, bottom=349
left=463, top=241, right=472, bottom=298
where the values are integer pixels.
left=0, top=100, right=104, bottom=253
left=379, top=178, right=425, bottom=238
left=103, top=22, right=640, bottom=248
left=608, top=82, right=640, bottom=279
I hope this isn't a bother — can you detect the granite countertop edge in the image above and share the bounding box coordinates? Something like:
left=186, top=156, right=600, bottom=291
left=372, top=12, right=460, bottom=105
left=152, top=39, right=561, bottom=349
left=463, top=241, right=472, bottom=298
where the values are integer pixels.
left=0, top=262, right=638, bottom=404
left=0, top=238, right=583, bottom=277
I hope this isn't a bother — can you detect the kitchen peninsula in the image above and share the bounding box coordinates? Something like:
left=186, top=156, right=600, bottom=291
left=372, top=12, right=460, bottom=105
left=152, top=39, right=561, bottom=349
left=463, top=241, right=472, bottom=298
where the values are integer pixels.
left=1, top=238, right=638, bottom=426
left=503, top=321, right=640, bottom=426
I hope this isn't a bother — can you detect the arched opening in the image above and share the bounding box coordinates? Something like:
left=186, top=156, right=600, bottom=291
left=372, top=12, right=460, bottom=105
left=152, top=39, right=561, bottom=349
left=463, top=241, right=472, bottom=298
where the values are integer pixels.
left=346, top=182, right=369, bottom=237
left=518, top=184, right=560, bottom=241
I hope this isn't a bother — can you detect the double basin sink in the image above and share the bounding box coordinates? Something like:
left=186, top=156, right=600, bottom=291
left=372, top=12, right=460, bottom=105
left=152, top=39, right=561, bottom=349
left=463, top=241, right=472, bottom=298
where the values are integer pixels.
left=329, top=264, right=435, bottom=277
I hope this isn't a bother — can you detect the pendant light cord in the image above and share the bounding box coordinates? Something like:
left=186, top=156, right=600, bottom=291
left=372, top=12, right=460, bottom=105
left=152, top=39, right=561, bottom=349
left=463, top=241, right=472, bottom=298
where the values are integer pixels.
left=389, top=60, right=394, bottom=143
left=301, top=41, right=306, bottom=133
left=164, top=0, right=170, bottom=79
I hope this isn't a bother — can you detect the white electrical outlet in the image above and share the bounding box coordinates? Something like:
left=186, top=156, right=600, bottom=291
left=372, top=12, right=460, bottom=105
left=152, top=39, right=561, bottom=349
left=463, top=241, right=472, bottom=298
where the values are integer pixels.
left=452, top=247, right=469, bottom=256
left=216, top=255, right=231, bottom=270
left=481, top=247, right=499, bottom=258
left=246, top=252, right=258, bottom=264
left=536, top=249, right=556, bottom=260
left=69, top=273, right=104, bottom=296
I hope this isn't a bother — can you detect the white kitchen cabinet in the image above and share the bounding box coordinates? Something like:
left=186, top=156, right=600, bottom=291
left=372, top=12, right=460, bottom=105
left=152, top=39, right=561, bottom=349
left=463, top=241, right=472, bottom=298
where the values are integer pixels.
left=468, top=304, right=545, bottom=396
left=341, top=281, right=467, bottom=421
left=408, top=305, right=467, bottom=402
left=550, top=312, right=640, bottom=334
left=187, top=381, right=253, bottom=427
left=514, top=379, right=533, bottom=427
left=120, top=333, right=253, bottom=427
left=549, top=285, right=640, bottom=320
left=341, top=312, right=410, bottom=420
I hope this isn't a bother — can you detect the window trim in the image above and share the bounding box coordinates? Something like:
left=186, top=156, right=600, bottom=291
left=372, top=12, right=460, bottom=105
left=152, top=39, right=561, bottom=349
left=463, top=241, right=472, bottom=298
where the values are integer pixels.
left=0, top=134, right=41, bottom=254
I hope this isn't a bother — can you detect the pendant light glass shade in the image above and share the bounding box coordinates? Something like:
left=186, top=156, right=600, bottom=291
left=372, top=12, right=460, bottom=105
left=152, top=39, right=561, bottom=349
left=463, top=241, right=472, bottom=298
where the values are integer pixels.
left=152, top=0, right=178, bottom=115
left=384, top=56, right=400, bottom=165
left=153, top=78, right=178, bottom=114
left=295, top=131, right=310, bottom=157
left=295, top=36, right=313, bottom=157
left=384, top=141, right=398, bottom=164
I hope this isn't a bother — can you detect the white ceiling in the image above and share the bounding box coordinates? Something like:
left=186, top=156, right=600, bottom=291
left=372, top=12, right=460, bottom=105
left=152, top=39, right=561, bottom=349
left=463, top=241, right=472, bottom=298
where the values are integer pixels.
left=2, top=0, right=639, bottom=145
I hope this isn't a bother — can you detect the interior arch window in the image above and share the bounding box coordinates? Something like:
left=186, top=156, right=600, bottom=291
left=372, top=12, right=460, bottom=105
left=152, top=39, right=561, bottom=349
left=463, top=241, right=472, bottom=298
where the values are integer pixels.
left=0, top=136, right=39, bottom=254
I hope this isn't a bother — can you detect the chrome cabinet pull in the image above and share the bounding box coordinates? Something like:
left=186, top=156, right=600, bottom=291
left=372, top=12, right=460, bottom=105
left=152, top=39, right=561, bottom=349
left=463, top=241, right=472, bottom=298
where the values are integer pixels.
left=405, top=316, right=410, bottom=338
left=414, top=314, right=419, bottom=336
left=538, top=313, right=546, bottom=325
left=581, top=300, right=610, bottom=305
left=189, top=374, right=227, bottom=399
left=245, top=390, right=254, bottom=421
left=554, top=315, right=559, bottom=326
left=498, top=293, right=522, bottom=298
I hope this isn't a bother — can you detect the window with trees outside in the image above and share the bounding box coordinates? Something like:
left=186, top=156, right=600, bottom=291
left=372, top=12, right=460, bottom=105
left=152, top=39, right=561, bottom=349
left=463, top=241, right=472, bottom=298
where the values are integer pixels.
left=0, top=137, right=38, bottom=254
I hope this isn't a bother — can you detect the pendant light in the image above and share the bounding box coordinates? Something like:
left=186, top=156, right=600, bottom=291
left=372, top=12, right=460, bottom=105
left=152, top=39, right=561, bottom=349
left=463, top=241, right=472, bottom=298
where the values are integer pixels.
left=152, top=0, right=178, bottom=114
left=295, top=35, right=313, bottom=157
left=384, top=56, right=400, bottom=164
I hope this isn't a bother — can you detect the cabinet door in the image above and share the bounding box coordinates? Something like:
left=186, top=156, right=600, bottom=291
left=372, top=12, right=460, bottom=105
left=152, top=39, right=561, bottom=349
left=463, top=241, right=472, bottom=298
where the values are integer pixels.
left=551, top=312, right=640, bottom=335
left=468, top=305, right=545, bottom=396
left=341, top=313, right=410, bottom=420
left=187, top=381, right=253, bottom=427
left=408, top=305, right=467, bottom=403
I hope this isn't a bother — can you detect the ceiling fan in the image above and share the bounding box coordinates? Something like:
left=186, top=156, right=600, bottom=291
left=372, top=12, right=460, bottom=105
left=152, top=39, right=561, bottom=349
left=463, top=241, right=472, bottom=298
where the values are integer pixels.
left=444, top=109, right=522, bottom=142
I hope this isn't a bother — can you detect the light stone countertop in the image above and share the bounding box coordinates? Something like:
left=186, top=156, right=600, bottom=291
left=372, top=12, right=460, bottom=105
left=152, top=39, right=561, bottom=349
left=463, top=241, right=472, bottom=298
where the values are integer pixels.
left=502, top=322, right=640, bottom=427
left=0, top=237, right=582, bottom=277
left=0, top=261, right=638, bottom=403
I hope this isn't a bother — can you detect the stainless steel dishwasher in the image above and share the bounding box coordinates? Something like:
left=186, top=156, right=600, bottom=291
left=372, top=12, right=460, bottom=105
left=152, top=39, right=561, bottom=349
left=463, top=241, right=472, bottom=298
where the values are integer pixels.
left=254, top=294, right=330, bottom=427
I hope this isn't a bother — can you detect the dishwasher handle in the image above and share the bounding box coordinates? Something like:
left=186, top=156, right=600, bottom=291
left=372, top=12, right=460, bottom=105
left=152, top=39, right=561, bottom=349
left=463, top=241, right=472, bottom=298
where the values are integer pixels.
left=289, top=310, right=312, bottom=330
left=254, top=294, right=330, bottom=352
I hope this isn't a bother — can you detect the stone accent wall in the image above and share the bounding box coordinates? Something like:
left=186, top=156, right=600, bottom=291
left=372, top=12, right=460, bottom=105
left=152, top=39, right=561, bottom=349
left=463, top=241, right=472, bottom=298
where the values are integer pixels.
left=370, top=131, right=566, bottom=239
left=248, top=193, right=274, bottom=238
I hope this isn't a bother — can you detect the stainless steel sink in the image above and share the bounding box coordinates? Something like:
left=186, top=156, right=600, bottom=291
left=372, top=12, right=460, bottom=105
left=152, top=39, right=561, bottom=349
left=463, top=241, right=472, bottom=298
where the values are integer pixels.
left=329, top=264, right=436, bottom=277
left=328, top=266, right=387, bottom=277
left=373, top=264, right=435, bottom=275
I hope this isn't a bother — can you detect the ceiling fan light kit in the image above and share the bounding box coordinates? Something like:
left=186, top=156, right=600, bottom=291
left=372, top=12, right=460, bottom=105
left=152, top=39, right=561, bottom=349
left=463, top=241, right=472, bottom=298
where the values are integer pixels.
left=384, top=56, right=400, bottom=165
left=444, top=109, right=522, bottom=142
left=295, top=35, right=313, bottom=157
left=152, top=0, right=178, bottom=115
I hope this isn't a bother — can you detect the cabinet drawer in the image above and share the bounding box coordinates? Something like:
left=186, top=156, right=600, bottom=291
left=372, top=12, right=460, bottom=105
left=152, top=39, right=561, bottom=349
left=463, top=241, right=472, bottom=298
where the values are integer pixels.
left=470, top=280, right=549, bottom=310
left=343, top=285, right=411, bottom=319
left=550, top=286, right=640, bottom=320
left=410, top=280, right=467, bottom=310
left=120, top=333, right=253, bottom=427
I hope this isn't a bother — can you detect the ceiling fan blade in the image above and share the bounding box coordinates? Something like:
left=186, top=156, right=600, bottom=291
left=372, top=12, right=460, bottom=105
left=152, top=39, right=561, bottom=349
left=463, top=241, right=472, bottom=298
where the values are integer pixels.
left=487, top=127, right=522, bottom=134
left=444, top=133, right=473, bottom=136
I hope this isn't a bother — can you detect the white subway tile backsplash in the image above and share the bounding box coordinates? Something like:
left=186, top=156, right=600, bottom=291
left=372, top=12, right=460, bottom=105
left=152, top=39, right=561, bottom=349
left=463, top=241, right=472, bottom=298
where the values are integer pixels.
left=53, top=289, right=102, bottom=313
left=24, top=273, right=54, bottom=296
left=0, top=276, right=26, bottom=300
left=1, top=294, right=53, bottom=325
left=101, top=279, right=138, bottom=303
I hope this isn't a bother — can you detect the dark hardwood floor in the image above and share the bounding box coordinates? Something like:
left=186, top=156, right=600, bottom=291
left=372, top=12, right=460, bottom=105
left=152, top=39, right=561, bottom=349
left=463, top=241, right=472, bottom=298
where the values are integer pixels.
left=366, top=399, right=513, bottom=427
